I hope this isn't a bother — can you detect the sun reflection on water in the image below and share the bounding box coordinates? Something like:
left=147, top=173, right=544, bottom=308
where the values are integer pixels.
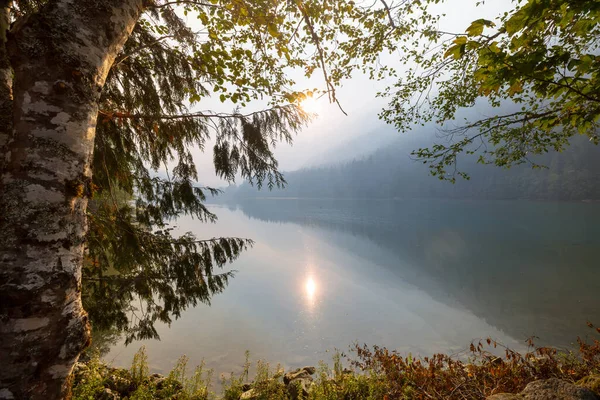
left=303, top=275, right=320, bottom=313
left=305, top=276, right=316, bottom=299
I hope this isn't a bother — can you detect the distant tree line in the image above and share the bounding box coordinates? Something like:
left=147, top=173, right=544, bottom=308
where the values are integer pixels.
left=227, top=135, right=600, bottom=202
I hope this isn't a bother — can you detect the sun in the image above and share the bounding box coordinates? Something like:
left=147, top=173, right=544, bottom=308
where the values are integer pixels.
left=300, top=96, right=320, bottom=114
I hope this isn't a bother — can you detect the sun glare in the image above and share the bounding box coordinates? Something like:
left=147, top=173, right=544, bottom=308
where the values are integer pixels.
left=300, top=96, right=320, bottom=114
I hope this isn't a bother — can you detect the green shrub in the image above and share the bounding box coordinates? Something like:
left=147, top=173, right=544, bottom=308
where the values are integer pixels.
left=130, top=346, right=149, bottom=386
left=72, top=356, right=106, bottom=399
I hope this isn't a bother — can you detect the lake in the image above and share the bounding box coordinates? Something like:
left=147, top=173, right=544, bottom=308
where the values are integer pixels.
left=106, top=198, right=600, bottom=379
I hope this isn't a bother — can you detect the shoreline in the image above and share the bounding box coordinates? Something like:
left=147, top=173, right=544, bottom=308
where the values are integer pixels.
left=73, top=339, right=600, bottom=399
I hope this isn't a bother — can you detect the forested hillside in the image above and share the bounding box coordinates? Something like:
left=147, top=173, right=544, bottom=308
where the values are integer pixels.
left=227, top=134, right=600, bottom=201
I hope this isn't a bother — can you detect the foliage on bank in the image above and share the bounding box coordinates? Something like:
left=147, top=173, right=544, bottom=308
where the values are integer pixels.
left=73, top=324, right=600, bottom=399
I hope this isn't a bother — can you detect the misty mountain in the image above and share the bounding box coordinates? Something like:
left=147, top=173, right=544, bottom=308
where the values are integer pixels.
left=302, top=126, right=400, bottom=168
left=222, top=132, right=600, bottom=202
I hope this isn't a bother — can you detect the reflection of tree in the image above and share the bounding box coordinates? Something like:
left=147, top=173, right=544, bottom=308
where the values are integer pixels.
left=238, top=198, right=600, bottom=348
left=84, top=190, right=252, bottom=344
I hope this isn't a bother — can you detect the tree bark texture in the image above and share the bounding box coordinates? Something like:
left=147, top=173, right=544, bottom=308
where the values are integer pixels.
left=0, top=1, right=143, bottom=398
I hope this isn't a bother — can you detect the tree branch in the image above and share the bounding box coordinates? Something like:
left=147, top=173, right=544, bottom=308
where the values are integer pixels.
left=146, top=0, right=220, bottom=10
left=114, top=34, right=177, bottom=65
left=99, top=104, right=297, bottom=121
left=84, top=270, right=235, bottom=284
left=297, top=1, right=347, bottom=115
left=379, top=0, right=396, bottom=28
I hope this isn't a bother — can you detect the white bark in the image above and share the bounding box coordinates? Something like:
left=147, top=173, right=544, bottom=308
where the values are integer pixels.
left=0, top=1, right=143, bottom=398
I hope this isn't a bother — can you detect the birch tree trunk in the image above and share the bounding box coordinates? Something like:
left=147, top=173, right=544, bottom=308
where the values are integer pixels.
left=0, top=1, right=143, bottom=398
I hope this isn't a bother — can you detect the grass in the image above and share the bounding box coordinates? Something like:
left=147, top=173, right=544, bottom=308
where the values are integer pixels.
left=72, top=323, right=600, bottom=399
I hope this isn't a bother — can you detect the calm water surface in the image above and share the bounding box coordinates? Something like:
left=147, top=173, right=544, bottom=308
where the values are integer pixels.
left=106, top=199, right=600, bottom=377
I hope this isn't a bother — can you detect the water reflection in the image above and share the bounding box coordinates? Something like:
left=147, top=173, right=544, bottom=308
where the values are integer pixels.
left=301, top=238, right=320, bottom=314
left=306, top=276, right=316, bottom=298
left=238, top=198, right=600, bottom=348
left=106, top=202, right=538, bottom=377
left=304, top=276, right=317, bottom=307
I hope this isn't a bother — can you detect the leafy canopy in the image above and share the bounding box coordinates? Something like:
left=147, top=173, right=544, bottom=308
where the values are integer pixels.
left=380, top=0, right=600, bottom=181
left=0, top=0, right=401, bottom=343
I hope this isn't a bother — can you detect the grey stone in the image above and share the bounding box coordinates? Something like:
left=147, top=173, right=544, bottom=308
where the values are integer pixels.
left=239, top=388, right=258, bottom=400
left=153, top=377, right=167, bottom=389
left=72, top=362, right=87, bottom=374
left=72, top=362, right=90, bottom=381
left=287, top=378, right=314, bottom=400
left=520, top=378, right=599, bottom=399
left=105, top=375, right=132, bottom=395
left=149, top=373, right=163, bottom=381
left=302, top=366, right=316, bottom=375
left=241, top=383, right=252, bottom=392
left=284, top=366, right=316, bottom=385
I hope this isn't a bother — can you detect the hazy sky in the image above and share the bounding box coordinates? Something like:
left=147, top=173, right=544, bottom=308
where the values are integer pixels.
left=177, top=0, right=515, bottom=187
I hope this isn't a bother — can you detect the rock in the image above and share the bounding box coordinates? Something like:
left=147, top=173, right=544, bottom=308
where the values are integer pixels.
left=105, top=374, right=133, bottom=395
left=96, top=388, right=119, bottom=400
left=153, top=377, right=167, bottom=389
left=239, top=388, right=258, bottom=399
left=487, top=394, right=522, bottom=400
left=284, top=367, right=316, bottom=400
left=72, top=363, right=89, bottom=384
left=283, top=366, right=316, bottom=385
left=302, top=366, right=316, bottom=375
left=149, top=373, right=163, bottom=381
left=155, top=376, right=183, bottom=391
left=578, top=375, right=600, bottom=396
left=72, top=362, right=87, bottom=375
left=487, top=378, right=600, bottom=400
left=241, top=383, right=252, bottom=392
left=287, top=378, right=314, bottom=400
left=520, top=378, right=598, bottom=399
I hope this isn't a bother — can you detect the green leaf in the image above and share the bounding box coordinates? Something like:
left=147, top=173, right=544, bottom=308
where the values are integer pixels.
left=444, top=43, right=465, bottom=59
left=454, top=36, right=468, bottom=45
left=466, top=18, right=495, bottom=37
